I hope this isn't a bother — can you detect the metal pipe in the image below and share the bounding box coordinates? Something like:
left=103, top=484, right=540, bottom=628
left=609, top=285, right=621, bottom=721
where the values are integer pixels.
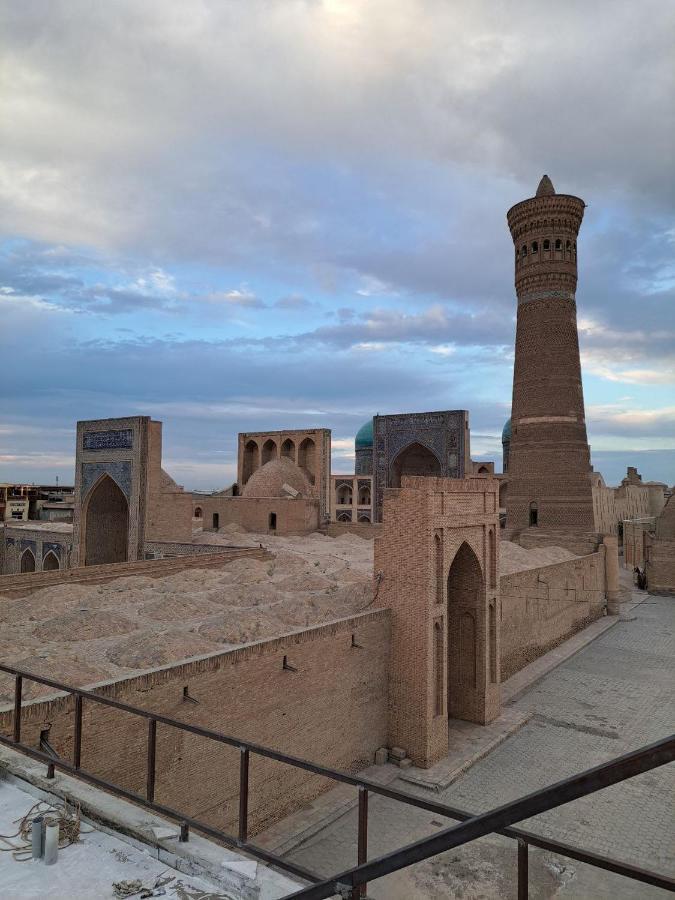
left=73, top=694, right=83, bottom=768
left=31, top=816, right=44, bottom=860
left=356, top=786, right=368, bottom=899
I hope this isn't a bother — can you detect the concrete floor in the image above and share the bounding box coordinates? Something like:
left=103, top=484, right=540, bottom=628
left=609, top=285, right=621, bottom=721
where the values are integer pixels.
left=0, top=779, right=231, bottom=900
left=283, top=593, right=675, bottom=898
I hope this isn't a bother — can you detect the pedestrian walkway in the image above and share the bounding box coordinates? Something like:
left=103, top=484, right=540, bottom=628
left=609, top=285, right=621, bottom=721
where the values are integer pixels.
left=281, top=593, right=675, bottom=898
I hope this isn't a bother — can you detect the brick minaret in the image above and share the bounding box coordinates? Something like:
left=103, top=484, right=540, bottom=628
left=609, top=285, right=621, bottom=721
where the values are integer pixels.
left=505, top=175, right=594, bottom=536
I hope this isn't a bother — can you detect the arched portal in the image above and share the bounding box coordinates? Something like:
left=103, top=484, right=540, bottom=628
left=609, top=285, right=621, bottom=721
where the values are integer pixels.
left=242, top=440, right=259, bottom=485
left=281, top=438, right=295, bottom=461
left=43, top=551, right=60, bottom=571
left=298, top=437, right=316, bottom=485
left=447, top=541, right=483, bottom=720
left=391, top=442, right=441, bottom=488
left=20, top=548, right=36, bottom=573
left=262, top=439, right=277, bottom=465
left=83, top=475, right=129, bottom=566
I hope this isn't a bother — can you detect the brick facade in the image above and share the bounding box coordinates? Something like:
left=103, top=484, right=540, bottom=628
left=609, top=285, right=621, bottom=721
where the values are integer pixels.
left=506, top=177, right=595, bottom=538
left=200, top=496, right=320, bottom=535
left=0, top=610, right=390, bottom=837
left=374, top=475, right=500, bottom=767
left=499, top=550, right=606, bottom=679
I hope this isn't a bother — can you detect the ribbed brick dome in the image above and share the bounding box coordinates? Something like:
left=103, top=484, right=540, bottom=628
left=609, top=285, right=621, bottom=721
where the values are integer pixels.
left=242, top=457, right=312, bottom=498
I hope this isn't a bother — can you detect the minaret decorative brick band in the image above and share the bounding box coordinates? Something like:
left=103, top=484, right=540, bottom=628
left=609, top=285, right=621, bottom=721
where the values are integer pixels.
left=506, top=176, right=594, bottom=536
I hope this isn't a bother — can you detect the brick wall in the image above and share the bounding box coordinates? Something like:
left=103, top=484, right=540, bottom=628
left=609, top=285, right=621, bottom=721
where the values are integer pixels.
left=200, top=496, right=320, bottom=535
left=0, top=547, right=268, bottom=600
left=0, top=610, right=390, bottom=836
left=499, top=550, right=606, bottom=679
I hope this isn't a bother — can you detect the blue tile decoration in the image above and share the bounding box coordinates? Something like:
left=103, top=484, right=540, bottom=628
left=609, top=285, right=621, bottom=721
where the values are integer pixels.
left=81, top=460, right=132, bottom=500
left=83, top=429, right=133, bottom=451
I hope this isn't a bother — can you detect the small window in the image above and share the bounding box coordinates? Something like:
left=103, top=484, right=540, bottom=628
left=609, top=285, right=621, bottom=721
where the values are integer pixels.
left=566, top=240, right=571, bottom=250
left=521, top=245, right=527, bottom=257
left=555, top=239, right=562, bottom=251
left=531, top=241, right=538, bottom=253
left=269, top=512, right=277, bottom=530
left=212, top=512, right=219, bottom=529
left=194, top=506, right=203, bottom=518
left=543, top=239, right=550, bottom=251
left=529, top=502, right=538, bottom=527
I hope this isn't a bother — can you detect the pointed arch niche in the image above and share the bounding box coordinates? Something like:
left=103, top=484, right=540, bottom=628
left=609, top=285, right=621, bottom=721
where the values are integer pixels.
left=83, top=474, right=129, bottom=566
left=43, top=550, right=60, bottom=571
left=391, top=442, right=441, bottom=488
left=20, top=548, right=36, bottom=573
left=446, top=541, right=483, bottom=720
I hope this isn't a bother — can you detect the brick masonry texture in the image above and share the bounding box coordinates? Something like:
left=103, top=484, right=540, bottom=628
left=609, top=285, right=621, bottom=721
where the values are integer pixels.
left=374, top=476, right=500, bottom=767
left=499, top=550, right=606, bottom=679
left=506, top=180, right=595, bottom=537
left=0, top=610, right=390, bottom=837
left=200, top=496, right=320, bottom=535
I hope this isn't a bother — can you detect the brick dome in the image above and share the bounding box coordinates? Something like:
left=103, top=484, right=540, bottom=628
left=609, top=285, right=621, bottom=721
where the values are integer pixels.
left=242, top=457, right=312, bottom=498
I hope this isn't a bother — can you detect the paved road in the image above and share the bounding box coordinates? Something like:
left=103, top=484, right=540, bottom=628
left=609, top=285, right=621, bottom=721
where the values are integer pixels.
left=285, top=595, right=675, bottom=898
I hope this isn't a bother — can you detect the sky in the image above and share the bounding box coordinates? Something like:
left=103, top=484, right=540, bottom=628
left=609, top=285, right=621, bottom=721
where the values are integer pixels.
left=1, top=0, right=674, bottom=490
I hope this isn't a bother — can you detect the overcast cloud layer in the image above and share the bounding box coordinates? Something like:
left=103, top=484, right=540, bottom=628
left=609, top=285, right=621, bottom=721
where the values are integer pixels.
left=1, top=0, right=674, bottom=488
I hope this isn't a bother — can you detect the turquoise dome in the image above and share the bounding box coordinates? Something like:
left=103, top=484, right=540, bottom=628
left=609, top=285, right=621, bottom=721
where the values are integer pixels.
left=502, top=417, right=512, bottom=442
left=355, top=419, right=374, bottom=450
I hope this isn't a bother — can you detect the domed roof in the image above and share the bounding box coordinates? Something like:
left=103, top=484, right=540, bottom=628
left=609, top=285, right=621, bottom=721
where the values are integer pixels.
left=242, top=458, right=312, bottom=499
left=355, top=419, right=374, bottom=450
left=502, top=417, right=512, bottom=442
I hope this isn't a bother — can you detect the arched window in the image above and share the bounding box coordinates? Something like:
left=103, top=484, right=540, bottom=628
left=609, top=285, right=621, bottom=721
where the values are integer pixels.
left=281, top=438, right=295, bottom=461
left=543, top=239, right=550, bottom=251
left=298, top=437, right=316, bottom=484
left=194, top=506, right=203, bottom=518
left=212, top=512, right=219, bottom=529
left=531, top=240, right=538, bottom=253
left=357, top=484, right=371, bottom=505
left=529, top=502, right=538, bottom=527
left=477, top=465, right=489, bottom=475
left=337, top=511, right=352, bottom=522
left=521, top=245, right=527, bottom=258
left=555, top=239, right=562, bottom=251
left=336, top=484, right=353, bottom=505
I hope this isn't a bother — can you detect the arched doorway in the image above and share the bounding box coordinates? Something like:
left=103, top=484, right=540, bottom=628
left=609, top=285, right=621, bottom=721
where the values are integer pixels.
left=391, top=442, right=441, bottom=488
left=83, top=475, right=129, bottom=566
left=446, top=541, right=483, bottom=720
left=20, top=548, right=36, bottom=573
left=43, top=551, right=60, bottom=571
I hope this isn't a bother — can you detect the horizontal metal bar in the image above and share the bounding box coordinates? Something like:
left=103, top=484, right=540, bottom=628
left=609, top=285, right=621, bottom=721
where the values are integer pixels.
left=284, top=733, right=675, bottom=899
left=2, top=662, right=674, bottom=896
left=0, top=733, right=320, bottom=886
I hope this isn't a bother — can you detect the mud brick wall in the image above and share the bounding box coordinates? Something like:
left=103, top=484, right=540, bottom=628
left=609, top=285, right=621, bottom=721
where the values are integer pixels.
left=0, top=610, right=390, bottom=836
left=499, top=550, right=606, bottom=679
left=200, top=496, right=320, bottom=535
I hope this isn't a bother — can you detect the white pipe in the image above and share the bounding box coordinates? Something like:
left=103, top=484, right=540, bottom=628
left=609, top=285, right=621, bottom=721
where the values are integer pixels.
left=43, top=819, right=59, bottom=865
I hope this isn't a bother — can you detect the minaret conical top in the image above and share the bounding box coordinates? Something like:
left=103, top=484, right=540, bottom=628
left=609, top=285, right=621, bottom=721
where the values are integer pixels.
left=536, top=174, right=555, bottom=196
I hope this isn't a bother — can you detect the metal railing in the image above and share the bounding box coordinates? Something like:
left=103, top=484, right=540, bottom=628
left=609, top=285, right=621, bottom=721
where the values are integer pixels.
left=0, top=662, right=673, bottom=899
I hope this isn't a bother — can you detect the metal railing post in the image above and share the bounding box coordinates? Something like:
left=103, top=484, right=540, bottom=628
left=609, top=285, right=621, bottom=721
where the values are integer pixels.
left=146, top=719, right=157, bottom=803
left=518, top=838, right=528, bottom=899
left=13, top=675, right=22, bottom=743
left=73, top=694, right=83, bottom=768
left=356, top=786, right=369, bottom=899
left=238, top=746, right=250, bottom=844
